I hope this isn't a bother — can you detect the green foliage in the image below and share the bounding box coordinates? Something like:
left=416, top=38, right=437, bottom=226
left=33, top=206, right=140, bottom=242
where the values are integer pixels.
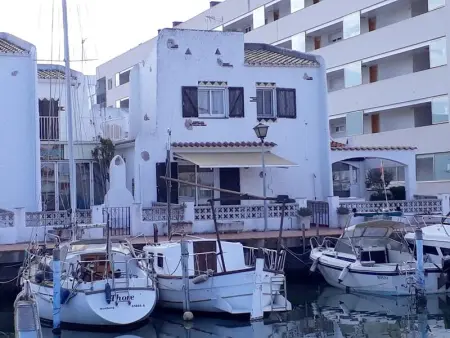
left=366, top=168, right=393, bottom=192
left=92, top=137, right=115, bottom=182
left=337, top=206, right=350, bottom=215
left=297, top=207, right=312, bottom=217
left=389, top=186, right=406, bottom=200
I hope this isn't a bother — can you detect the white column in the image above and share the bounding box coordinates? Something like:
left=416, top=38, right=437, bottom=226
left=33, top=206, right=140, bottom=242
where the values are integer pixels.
left=438, top=194, right=450, bottom=215
left=404, top=163, right=417, bottom=200
left=130, top=203, right=143, bottom=236
left=328, top=196, right=340, bottom=228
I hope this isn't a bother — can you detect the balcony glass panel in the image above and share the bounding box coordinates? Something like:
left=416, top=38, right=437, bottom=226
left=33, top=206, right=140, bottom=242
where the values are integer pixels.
left=253, top=6, right=265, bottom=29
left=428, top=0, right=445, bottom=11
left=291, top=0, right=305, bottom=13
left=344, top=61, right=362, bottom=88
left=429, top=37, right=447, bottom=68
left=292, top=32, right=306, bottom=52
left=432, top=95, right=449, bottom=124
left=343, top=12, right=361, bottom=39
left=434, top=152, right=450, bottom=181
left=346, top=111, right=363, bottom=136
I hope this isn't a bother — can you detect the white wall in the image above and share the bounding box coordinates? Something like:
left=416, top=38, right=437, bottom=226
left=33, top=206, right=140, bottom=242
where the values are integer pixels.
left=131, top=29, right=331, bottom=206
left=0, top=34, right=40, bottom=211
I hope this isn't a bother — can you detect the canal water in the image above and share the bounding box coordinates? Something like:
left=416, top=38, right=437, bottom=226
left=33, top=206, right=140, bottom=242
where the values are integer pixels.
left=2, top=282, right=450, bottom=337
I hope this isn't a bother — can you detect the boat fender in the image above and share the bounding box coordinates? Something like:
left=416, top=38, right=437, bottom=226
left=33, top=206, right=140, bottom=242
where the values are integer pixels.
left=338, top=265, right=350, bottom=284
left=310, top=258, right=319, bottom=273
left=192, top=274, right=209, bottom=284
left=105, top=282, right=112, bottom=304
left=61, top=288, right=71, bottom=304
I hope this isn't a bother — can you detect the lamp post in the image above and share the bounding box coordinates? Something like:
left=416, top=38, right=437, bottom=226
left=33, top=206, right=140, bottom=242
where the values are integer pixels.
left=253, top=123, right=269, bottom=231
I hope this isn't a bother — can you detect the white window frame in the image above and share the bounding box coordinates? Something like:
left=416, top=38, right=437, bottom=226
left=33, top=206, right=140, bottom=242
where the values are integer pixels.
left=115, top=97, right=129, bottom=109
left=256, top=88, right=276, bottom=118
left=115, top=67, right=132, bottom=87
left=198, top=87, right=227, bottom=118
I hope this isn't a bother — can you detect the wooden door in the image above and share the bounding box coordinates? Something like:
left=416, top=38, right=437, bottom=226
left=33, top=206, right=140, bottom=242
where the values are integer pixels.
left=193, top=241, right=217, bottom=275
left=368, top=17, right=376, bottom=32
left=314, top=36, right=321, bottom=50
left=371, top=114, right=380, bottom=133
left=369, top=65, right=378, bottom=83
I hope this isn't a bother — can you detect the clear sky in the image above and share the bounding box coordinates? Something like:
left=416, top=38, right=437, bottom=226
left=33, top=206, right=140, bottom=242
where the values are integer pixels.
left=1, top=0, right=213, bottom=74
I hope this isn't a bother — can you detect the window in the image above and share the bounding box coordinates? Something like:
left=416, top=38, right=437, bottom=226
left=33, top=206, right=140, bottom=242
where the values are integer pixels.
left=343, top=12, right=361, bottom=40
left=198, top=89, right=225, bottom=117
left=178, top=165, right=214, bottom=205
left=115, top=97, right=129, bottom=109
left=276, top=88, right=297, bottom=118
left=107, top=78, right=112, bottom=90
left=228, top=87, right=245, bottom=118
left=335, top=125, right=345, bottom=133
left=257, top=89, right=275, bottom=118
left=115, top=68, right=131, bottom=87
left=416, top=152, right=450, bottom=181
left=432, top=95, right=449, bottom=124
left=345, top=111, right=363, bottom=136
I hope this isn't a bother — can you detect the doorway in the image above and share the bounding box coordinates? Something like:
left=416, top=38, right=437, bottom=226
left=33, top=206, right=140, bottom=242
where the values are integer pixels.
left=219, top=168, right=241, bottom=205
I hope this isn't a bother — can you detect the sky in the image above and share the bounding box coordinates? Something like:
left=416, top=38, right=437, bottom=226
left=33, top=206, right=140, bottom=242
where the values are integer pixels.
left=1, top=0, right=213, bottom=74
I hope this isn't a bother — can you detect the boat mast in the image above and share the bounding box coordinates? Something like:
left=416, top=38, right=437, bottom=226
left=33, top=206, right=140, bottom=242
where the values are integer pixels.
left=62, top=0, right=77, bottom=237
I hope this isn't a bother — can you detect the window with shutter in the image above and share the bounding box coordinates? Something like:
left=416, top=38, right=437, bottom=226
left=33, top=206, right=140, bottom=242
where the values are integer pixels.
left=276, top=88, right=297, bottom=118
left=182, top=86, right=199, bottom=118
left=228, top=87, right=245, bottom=118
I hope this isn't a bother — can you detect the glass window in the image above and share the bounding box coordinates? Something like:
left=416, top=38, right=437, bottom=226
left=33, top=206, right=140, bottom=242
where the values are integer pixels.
left=416, top=155, right=434, bottom=181
left=343, top=12, right=361, bottom=39
left=93, top=163, right=106, bottom=205
left=41, top=162, right=56, bottom=211
left=344, top=61, right=362, bottom=88
left=76, top=163, right=91, bottom=209
left=292, top=32, right=306, bottom=53
left=58, top=163, right=70, bottom=210
left=428, top=0, right=445, bottom=11
left=253, top=6, right=265, bottom=29
left=178, top=166, right=214, bottom=205
left=198, top=89, right=225, bottom=117
left=432, top=96, right=449, bottom=124
left=178, top=165, right=196, bottom=203
left=256, top=89, right=274, bottom=118
left=434, top=152, right=450, bottom=181
left=346, top=111, right=363, bottom=136
left=197, top=168, right=214, bottom=205
left=429, top=37, right=447, bottom=68
left=291, top=0, right=305, bottom=13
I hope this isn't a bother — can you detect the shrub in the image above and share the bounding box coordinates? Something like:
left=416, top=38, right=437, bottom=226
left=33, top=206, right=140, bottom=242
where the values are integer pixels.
left=297, top=207, right=312, bottom=217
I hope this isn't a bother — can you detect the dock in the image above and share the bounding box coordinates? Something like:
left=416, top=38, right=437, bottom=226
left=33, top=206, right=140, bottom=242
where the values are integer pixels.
left=0, top=228, right=343, bottom=282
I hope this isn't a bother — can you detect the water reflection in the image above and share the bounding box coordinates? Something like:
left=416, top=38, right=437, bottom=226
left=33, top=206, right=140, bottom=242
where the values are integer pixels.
left=8, top=284, right=450, bottom=337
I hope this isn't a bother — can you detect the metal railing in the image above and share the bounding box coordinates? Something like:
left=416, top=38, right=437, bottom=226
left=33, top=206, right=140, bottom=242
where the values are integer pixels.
left=39, top=116, right=59, bottom=141
left=243, top=246, right=286, bottom=272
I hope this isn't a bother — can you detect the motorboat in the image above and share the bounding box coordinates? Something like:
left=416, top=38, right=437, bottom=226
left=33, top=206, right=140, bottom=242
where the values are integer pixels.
left=142, top=237, right=291, bottom=320
left=21, top=237, right=157, bottom=327
left=310, top=218, right=450, bottom=295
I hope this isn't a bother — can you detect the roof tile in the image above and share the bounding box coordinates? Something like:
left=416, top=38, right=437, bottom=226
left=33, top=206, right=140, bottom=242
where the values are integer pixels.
left=0, top=38, right=28, bottom=54
left=244, top=43, right=320, bottom=67
left=330, top=141, right=416, bottom=151
left=171, top=141, right=277, bottom=148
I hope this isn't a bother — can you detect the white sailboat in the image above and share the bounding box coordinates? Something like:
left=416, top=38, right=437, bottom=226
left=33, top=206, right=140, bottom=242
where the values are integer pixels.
left=19, top=0, right=157, bottom=327
left=310, top=218, right=450, bottom=295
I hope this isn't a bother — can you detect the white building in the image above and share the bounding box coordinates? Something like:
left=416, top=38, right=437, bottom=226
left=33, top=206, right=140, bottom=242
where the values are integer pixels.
left=114, top=29, right=332, bottom=208
left=96, top=0, right=449, bottom=198
left=0, top=33, right=40, bottom=212
left=37, top=64, right=108, bottom=211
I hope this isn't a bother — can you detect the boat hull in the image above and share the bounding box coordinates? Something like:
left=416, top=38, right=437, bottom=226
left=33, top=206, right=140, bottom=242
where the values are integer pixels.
left=29, top=279, right=157, bottom=326
left=311, top=250, right=448, bottom=296
left=157, top=269, right=291, bottom=315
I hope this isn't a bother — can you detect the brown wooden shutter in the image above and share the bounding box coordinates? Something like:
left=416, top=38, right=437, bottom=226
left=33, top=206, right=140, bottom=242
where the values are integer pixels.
left=276, top=88, right=297, bottom=118
left=181, top=86, right=198, bottom=118
left=228, top=87, right=245, bottom=118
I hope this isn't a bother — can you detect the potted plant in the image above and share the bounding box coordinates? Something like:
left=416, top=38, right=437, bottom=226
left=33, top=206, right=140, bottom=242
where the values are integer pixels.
left=337, top=206, right=350, bottom=228
left=296, top=207, right=312, bottom=230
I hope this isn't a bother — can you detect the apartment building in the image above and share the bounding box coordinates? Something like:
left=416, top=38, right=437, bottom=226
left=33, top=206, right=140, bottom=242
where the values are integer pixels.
left=96, top=0, right=449, bottom=196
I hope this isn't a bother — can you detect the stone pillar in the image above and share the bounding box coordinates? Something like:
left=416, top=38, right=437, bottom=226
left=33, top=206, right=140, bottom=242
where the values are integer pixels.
left=91, top=205, right=104, bottom=224
left=404, top=163, right=417, bottom=200
left=13, top=207, right=26, bottom=244
left=327, top=196, right=339, bottom=228
left=130, top=203, right=143, bottom=236
left=184, top=202, right=195, bottom=223
left=438, top=193, right=450, bottom=215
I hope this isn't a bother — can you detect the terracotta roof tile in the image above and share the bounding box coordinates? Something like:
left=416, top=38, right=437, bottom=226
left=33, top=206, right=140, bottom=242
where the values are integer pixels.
left=330, top=141, right=416, bottom=151
left=244, top=43, right=320, bottom=67
left=171, top=141, right=277, bottom=148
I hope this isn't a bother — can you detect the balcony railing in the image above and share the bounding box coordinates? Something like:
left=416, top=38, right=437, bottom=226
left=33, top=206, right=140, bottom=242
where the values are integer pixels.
left=40, top=116, right=59, bottom=141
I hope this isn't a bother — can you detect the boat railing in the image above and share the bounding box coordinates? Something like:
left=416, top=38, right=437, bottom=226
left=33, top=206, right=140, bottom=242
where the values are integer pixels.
left=243, top=246, right=286, bottom=272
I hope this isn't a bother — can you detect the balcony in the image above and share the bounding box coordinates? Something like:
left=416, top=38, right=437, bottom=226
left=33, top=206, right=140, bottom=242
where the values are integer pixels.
left=39, top=116, right=59, bottom=141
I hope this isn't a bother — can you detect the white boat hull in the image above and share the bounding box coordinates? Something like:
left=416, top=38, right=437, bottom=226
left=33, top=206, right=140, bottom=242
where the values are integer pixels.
left=311, top=250, right=448, bottom=296
left=157, top=269, right=291, bottom=316
left=29, top=278, right=157, bottom=326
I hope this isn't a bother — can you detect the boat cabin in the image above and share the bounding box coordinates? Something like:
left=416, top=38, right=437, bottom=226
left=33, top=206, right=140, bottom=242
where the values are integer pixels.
left=404, top=224, right=450, bottom=264
left=333, top=220, right=412, bottom=265
left=143, top=239, right=250, bottom=277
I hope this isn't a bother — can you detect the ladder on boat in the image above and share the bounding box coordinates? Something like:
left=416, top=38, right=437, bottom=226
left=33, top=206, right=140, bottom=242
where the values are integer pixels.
left=269, top=275, right=289, bottom=312
left=111, top=260, right=131, bottom=305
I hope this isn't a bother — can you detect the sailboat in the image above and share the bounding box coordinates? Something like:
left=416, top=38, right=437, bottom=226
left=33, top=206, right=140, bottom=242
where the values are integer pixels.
left=142, top=131, right=291, bottom=320
left=19, top=0, right=157, bottom=327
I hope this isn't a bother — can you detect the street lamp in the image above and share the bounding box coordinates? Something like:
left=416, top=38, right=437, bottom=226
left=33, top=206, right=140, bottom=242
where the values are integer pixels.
left=253, top=123, right=269, bottom=231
